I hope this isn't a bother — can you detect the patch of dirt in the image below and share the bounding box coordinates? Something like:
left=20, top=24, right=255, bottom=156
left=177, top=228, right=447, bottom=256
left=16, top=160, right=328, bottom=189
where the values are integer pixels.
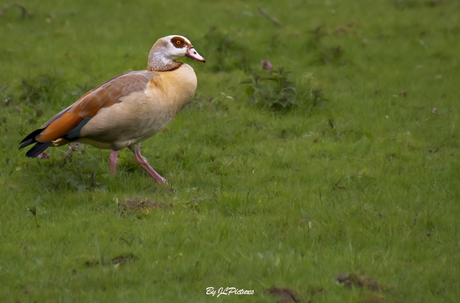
left=85, top=259, right=99, bottom=267
left=267, top=287, right=300, bottom=303
left=84, top=253, right=138, bottom=267
left=332, top=184, right=347, bottom=190
left=111, top=253, right=138, bottom=265
left=118, top=197, right=172, bottom=216
left=362, top=293, right=388, bottom=303
left=428, top=146, right=439, bottom=153
left=336, top=273, right=379, bottom=292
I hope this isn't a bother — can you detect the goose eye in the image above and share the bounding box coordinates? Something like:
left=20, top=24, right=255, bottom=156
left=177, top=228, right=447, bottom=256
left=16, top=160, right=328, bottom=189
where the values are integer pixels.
left=171, top=37, right=185, bottom=48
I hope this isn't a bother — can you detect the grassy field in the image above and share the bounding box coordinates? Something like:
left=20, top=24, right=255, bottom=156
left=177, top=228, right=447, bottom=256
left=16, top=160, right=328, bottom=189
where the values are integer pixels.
left=1, top=0, right=459, bottom=302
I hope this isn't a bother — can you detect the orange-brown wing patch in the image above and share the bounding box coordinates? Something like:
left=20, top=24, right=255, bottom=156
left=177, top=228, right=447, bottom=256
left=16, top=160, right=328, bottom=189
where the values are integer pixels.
left=75, top=88, right=119, bottom=117
left=35, top=71, right=154, bottom=143
left=37, top=112, right=83, bottom=142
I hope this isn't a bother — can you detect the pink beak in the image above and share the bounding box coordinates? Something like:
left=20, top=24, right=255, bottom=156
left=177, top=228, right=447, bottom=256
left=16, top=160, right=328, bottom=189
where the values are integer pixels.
left=185, top=47, right=205, bottom=63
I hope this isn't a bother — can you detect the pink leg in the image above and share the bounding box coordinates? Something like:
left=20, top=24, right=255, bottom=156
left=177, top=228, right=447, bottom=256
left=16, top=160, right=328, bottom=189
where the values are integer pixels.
left=109, top=150, right=118, bottom=176
left=134, top=152, right=167, bottom=184
left=128, top=144, right=167, bottom=184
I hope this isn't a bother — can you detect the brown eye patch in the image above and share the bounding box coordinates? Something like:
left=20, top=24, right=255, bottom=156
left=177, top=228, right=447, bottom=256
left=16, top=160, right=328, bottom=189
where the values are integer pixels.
left=171, top=36, right=186, bottom=48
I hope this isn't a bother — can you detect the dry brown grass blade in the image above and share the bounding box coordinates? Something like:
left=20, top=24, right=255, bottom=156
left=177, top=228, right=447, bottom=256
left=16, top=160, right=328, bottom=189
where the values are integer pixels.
left=0, top=2, right=32, bottom=18
left=257, top=7, right=283, bottom=27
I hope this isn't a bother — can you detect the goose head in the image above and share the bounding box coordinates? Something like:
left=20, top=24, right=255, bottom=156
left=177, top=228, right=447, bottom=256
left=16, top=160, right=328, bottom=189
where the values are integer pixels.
left=148, top=35, right=205, bottom=71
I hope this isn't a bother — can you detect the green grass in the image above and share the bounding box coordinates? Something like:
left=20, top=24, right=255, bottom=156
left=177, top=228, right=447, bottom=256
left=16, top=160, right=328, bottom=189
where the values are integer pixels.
left=1, top=0, right=460, bottom=302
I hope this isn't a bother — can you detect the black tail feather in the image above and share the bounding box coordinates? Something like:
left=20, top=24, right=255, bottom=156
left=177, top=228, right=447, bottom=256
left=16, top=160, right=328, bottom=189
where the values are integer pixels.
left=25, top=142, right=53, bottom=158
left=19, top=128, right=53, bottom=158
left=19, top=129, right=44, bottom=149
left=19, top=138, right=34, bottom=150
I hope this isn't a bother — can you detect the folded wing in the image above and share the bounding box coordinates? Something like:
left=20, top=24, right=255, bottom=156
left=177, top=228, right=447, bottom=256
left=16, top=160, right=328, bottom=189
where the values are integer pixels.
left=19, top=71, right=154, bottom=157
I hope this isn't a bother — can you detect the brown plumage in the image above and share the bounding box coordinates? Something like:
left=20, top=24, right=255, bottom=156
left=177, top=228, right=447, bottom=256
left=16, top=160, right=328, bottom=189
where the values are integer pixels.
left=19, top=35, right=205, bottom=184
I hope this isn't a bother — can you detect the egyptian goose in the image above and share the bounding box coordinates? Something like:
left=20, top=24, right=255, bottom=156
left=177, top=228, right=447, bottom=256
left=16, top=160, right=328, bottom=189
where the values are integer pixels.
left=19, top=35, right=205, bottom=184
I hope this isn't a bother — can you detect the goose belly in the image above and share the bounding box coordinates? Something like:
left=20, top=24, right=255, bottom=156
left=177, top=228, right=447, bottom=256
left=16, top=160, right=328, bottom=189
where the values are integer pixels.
left=79, top=92, right=175, bottom=150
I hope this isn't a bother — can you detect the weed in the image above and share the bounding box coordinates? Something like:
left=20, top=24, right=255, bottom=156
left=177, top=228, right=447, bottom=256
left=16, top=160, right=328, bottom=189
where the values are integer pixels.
left=241, top=67, right=298, bottom=109
left=27, top=196, right=41, bottom=228
left=241, top=64, right=326, bottom=110
left=305, top=26, right=346, bottom=65
left=28, top=143, right=109, bottom=191
left=19, top=74, right=65, bottom=104
left=117, top=197, right=171, bottom=217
